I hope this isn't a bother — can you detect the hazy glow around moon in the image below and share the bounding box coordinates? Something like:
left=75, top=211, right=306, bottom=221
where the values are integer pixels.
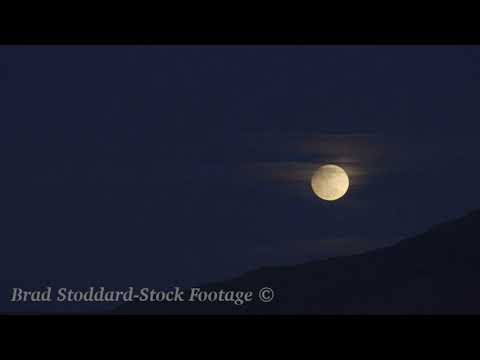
left=311, top=164, right=349, bottom=201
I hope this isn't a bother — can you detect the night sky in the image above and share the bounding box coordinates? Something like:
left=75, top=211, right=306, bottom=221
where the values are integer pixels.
left=2, top=46, right=480, bottom=311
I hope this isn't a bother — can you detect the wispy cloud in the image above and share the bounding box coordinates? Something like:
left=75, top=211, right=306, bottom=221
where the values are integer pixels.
left=244, top=132, right=480, bottom=189
left=244, top=133, right=378, bottom=188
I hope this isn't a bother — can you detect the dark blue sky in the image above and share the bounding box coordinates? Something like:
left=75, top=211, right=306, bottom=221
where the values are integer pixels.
left=1, top=46, right=480, bottom=311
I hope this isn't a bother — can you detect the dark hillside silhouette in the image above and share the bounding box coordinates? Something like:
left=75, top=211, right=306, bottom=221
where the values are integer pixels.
left=117, top=210, right=480, bottom=314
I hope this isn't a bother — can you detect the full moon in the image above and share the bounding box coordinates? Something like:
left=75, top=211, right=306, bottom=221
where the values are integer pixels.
left=311, top=164, right=349, bottom=201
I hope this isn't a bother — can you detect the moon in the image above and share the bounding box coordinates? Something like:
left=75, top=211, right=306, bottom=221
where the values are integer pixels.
left=311, top=164, right=349, bottom=201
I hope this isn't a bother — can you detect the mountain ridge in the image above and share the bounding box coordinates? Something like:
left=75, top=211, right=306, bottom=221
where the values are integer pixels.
left=116, top=210, right=480, bottom=314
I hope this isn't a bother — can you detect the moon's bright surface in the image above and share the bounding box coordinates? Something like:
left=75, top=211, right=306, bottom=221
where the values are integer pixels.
left=311, top=164, right=349, bottom=201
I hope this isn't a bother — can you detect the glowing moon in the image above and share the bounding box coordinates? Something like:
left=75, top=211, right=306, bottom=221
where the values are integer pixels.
left=311, top=164, right=349, bottom=201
